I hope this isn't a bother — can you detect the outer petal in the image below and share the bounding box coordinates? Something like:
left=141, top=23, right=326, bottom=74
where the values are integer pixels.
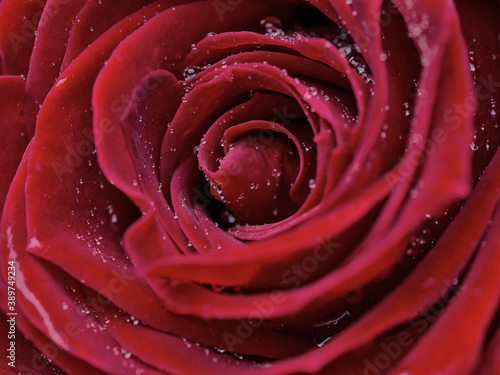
left=0, top=76, right=27, bottom=213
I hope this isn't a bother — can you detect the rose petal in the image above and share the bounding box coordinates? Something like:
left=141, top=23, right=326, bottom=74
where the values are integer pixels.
left=0, top=75, right=27, bottom=213
left=257, top=149, right=500, bottom=374
left=24, top=0, right=86, bottom=137
left=387, top=198, right=500, bottom=375
left=455, top=0, right=500, bottom=183
left=0, top=0, right=43, bottom=75
left=1, top=154, right=157, bottom=374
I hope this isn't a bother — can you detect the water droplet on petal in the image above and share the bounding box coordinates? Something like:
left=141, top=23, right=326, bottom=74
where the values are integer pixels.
left=55, top=77, right=67, bottom=88
left=183, top=65, right=202, bottom=80
left=260, top=16, right=283, bottom=37
left=312, top=311, right=353, bottom=347
left=27, top=236, right=42, bottom=250
left=410, top=79, right=420, bottom=95
left=271, top=168, right=281, bottom=178
left=349, top=56, right=366, bottom=74
left=469, top=51, right=480, bottom=72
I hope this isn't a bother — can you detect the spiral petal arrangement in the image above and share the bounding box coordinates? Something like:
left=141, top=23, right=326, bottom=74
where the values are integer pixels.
left=0, top=0, right=499, bottom=374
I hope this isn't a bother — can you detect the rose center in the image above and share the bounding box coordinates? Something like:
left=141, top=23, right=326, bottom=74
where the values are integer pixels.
left=205, top=130, right=302, bottom=225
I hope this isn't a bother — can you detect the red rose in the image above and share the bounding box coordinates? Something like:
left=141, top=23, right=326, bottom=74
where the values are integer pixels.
left=1, top=0, right=499, bottom=374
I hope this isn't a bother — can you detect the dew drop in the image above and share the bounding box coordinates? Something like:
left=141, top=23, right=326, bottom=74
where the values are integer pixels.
left=349, top=56, right=366, bottom=74
left=309, top=86, right=318, bottom=96
left=403, top=102, right=410, bottom=116
left=222, top=210, right=236, bottom=224
left=469, top=51, right=480, bottom=72
left=55, top=77, right=67, bottom=88
left=410, top=79, right=420, bottom=95
left=338, top=44, right=353, bottom=58
left=182, top=337, right=192, bottom=348
left=27, top=236, right=42, bottom=250
left=183, top=65, right=202, bottom=80
left=260, top=16, right=283, bottom=37
left=312, top=311, right=353, bottom=347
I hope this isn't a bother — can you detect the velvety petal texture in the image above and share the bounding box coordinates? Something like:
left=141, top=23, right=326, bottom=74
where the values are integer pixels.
left=0, top=0, right=499, bottom=374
